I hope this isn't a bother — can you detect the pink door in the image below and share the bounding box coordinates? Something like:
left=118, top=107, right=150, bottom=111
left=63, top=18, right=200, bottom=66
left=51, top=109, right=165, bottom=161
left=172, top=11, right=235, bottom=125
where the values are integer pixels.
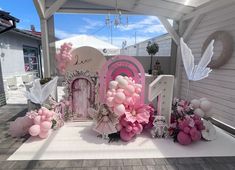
left=72, top=78, right=91, bottom=120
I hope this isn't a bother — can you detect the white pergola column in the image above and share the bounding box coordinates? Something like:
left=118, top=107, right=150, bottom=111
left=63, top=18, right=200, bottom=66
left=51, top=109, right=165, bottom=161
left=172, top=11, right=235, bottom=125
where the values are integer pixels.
left=40, top=18, right=51, bottom=78
left=47, top=15, right=57, bottom=77
left=34, top=0, right=66, bottom=78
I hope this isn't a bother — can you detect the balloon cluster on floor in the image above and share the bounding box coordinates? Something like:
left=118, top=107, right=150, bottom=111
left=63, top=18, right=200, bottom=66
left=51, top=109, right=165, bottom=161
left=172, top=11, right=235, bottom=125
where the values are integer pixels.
left=9, top=103, right=65, bottom=139
left=9, top=76, right=66, bottom=139
left=169, top=98, right=216, bottom=145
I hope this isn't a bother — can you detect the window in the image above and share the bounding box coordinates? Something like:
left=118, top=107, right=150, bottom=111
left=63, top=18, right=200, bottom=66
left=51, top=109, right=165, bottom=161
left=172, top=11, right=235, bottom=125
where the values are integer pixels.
left=23, top=46, right=40, bottom=77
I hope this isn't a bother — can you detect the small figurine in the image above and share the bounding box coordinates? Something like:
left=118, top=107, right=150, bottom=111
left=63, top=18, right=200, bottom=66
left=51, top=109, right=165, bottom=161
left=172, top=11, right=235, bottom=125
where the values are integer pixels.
left=88, top=104, right=119, bottom=139
left=150, top=115, right=168, bottom=138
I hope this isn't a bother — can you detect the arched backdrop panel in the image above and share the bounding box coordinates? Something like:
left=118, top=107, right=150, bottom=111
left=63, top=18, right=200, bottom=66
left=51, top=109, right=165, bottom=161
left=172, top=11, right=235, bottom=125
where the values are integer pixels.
left=99, top=55, right=145, bottom=104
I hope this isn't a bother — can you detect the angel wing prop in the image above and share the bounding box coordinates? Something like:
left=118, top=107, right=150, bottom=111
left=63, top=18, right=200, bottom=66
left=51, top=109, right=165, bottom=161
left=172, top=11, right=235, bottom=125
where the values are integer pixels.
left=180, top=38, right=214, bottom=81
left=25, top=76, right=58, bottom=105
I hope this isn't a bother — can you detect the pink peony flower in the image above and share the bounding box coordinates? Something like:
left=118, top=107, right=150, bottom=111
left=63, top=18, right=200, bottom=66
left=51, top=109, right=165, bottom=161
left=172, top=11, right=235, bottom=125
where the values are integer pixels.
left=125, top=104, right=151, bottom=124
left=119, top=115, right=143, bottom=141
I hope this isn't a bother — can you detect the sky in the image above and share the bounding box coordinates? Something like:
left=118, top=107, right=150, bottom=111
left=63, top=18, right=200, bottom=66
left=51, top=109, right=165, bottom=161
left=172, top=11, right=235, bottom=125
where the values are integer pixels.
left=0, top=0, right=168, bottom=47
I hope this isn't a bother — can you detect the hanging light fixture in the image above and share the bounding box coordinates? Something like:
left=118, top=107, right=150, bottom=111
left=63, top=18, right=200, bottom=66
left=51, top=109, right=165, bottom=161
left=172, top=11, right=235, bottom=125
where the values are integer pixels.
left=105, top=0, right=128, bottom=27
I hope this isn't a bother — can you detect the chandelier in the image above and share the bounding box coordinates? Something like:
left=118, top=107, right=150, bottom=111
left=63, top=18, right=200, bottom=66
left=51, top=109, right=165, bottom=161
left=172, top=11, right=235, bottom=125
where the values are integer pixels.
left=105, top=0, right=128, bottom=27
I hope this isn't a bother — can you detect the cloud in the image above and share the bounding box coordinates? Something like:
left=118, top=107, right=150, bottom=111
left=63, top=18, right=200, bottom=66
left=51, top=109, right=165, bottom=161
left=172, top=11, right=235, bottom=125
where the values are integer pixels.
left=55, top=29, right=80, bottom=39
left=117, top=16, right=167, bottom=34
left=77, top=17, right=103, bottom=33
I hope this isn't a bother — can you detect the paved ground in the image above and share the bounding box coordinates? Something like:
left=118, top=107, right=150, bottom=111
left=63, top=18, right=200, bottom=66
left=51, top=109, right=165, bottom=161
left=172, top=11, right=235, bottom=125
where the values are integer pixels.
left=1, top=90, right=235, bottom=170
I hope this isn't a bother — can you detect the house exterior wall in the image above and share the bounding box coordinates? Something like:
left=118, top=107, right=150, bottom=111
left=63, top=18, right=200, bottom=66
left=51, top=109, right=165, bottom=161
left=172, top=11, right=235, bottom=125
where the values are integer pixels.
left=0, top=59, right=6, bottom=106
left=119, top=34, right=173, bottom=75
left=0, top=31, right=41, bottom=78
left=179, top=5, right=235, bottom=128
left=120, top=34, right=172, bottom=57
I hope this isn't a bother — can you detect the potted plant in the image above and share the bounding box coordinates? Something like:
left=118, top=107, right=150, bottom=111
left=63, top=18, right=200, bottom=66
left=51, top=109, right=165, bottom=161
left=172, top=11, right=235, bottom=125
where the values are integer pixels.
left=146, top=41, right=159, bottom=74
left=25, top=77, right=58, bottom=111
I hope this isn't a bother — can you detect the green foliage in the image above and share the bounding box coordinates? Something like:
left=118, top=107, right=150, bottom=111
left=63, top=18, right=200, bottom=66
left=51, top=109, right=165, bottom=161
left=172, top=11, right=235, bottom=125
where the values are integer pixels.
left=146, top=41, right=159, bottom=55
left=40, top=77, right=52, bottom=85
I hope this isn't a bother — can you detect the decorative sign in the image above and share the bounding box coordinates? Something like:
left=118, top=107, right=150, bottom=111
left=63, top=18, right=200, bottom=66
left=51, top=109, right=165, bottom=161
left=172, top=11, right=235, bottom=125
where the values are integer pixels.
left=99, top=55, right=145, bottom=104
left=66, top=46, right=106, bottom=73
left=148, top=75, right=174, bottom=125
left=64, top=46, right=106, bottom=121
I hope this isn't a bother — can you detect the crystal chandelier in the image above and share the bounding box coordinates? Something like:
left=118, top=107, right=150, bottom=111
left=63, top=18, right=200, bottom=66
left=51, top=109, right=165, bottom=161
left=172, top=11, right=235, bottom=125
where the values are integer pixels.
left=105, top=0, right=128, bottom=27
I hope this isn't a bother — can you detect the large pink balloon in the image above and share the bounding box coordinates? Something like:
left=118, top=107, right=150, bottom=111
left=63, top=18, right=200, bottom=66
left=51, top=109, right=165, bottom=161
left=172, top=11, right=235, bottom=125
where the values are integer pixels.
left=29, top=125, right=40, bottom=136
left=125, top=85, right=135, bottom=95
left=39, top=131, right=49, bottom=139
left=34, top=116, right=41, bottom=125
left=114, top=92, right=126, bottom=104
left=40, top=121, right=52, bottom=132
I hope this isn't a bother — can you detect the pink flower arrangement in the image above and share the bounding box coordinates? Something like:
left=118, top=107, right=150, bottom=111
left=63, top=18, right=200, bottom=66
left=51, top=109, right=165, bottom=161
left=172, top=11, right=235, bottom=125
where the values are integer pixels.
left=169, top=98, right=205, bottom=145
left=103, top=75, right=153, bottom=142
left=55, top=43, right=73, bottom=75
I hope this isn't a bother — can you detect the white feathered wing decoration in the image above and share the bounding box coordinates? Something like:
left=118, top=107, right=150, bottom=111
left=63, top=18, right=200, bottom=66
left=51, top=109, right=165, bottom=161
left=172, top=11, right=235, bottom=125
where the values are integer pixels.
left=25, top=76, right=58, bottom=105
left=180, top=38, right=214, bottom=81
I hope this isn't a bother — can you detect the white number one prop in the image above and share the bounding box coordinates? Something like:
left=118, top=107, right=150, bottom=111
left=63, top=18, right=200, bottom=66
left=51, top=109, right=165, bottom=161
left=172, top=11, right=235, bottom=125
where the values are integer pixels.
left=148, top=75, right=174, bottom=125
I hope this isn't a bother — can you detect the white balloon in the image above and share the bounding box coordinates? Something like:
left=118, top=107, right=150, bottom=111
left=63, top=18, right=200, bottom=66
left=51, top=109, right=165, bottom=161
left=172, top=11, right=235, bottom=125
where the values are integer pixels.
left=194, top=108, right=205, bottom=117
left=117, top=78, right=128, bottom=89
left=199, top=97, right=208, bottom=102
left=109, top=81, right=118, bottom=90
left=190, top=99, right=200, bottom=109
left=200, top=100, right=212, bottom=112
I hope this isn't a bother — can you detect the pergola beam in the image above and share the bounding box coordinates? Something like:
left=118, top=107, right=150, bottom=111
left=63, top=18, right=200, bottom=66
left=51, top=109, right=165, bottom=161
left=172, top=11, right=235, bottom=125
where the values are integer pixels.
left=33, top=0, right=45, bottom=18
left=183, top=14, right=204, bottom=42
left=139, top=0, right=194, bottom=14
left=158, top=16, right=180, bottom=45
left=82, top=0, right=183, bottom=20
left=45, top=0, right=67, bottom=19
left=182, top=0, right=235, bottom=21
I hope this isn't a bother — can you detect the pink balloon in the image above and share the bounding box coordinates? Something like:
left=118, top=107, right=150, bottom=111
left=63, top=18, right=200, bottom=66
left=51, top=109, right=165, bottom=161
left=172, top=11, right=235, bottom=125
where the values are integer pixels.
left=114, top=92, right=126, bottom=104
left=46, top=111, right=53, bottom=118
left=38, top=109, right=43, bottom=115
left=135, top=87, right=142, bottom=94
left=133, top=93, right=140, bottom=101
left=114, top=104, right=125, bottom=115
left=125, top=85, right=135, bottom=95
left=45, top=117, right=52, bottom=121
left=41, top=115, right=46, bottom=121
left=124, top=96, right=134, bottom=105
left=106, top=97, right=114, bottom=107
left=117, top=88, right=124, bottom=92
left=40, top=121, right=52, bottom=131
left=29, top=125, right=40, bottom=136
left=107, top=90, right=113, bottom=97
left=34, top=116, right=41, bottom=125
left=39, top=131, right=49, bottom=139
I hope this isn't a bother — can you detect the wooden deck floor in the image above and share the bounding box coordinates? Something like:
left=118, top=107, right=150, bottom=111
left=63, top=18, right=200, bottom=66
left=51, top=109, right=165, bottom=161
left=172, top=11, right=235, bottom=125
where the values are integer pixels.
left=0, top=104, right=235, bottom=170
